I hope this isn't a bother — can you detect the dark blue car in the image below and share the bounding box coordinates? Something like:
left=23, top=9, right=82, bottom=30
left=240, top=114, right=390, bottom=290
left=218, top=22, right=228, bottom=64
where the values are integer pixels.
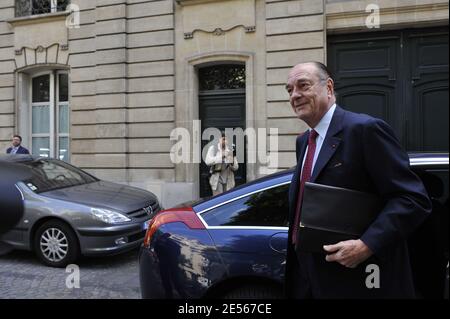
left=139, top=153, right=449, bottom=299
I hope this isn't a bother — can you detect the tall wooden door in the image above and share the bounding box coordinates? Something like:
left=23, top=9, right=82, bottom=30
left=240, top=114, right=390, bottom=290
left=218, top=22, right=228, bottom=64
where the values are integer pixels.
left=328, top=27, right=448, bottom=152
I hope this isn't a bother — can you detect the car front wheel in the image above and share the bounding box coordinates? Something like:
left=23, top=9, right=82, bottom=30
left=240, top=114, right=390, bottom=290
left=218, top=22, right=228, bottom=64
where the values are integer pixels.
left=34, top=220, right=80, bottom=268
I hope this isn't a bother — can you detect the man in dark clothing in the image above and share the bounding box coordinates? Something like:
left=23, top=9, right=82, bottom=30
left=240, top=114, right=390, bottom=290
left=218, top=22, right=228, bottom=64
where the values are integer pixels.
left=285, top=62, right=431, bottom=298
left=6, top=135, right=30, bottom=154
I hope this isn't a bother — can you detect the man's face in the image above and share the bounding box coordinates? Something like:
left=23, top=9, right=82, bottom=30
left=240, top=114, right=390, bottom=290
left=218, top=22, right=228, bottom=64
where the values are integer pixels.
left=11, top=137, right=21, bottom=147
left=286, top=63, right=334, bottom=127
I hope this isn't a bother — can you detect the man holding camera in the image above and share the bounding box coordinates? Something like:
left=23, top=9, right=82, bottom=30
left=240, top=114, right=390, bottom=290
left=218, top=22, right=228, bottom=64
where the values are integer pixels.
left=205, top=134, right=239, bottom=196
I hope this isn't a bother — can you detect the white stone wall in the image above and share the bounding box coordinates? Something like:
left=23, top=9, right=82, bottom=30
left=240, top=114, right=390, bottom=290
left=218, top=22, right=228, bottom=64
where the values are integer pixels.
left=68, top=0, right=176, bottom=207
left=0, top=1, right=15, bottom=152
left=326, top=0, right=449, bottom=32
left=265, top=0, right=326, bottom=169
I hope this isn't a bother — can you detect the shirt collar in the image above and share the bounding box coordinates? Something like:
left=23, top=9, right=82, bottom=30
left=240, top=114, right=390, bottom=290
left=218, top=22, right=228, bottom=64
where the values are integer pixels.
left=310, top=103, right=336, bottom=139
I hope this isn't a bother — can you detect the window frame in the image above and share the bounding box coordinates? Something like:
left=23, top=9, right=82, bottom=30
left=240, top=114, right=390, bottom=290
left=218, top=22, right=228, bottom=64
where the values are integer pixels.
left=29, top=69, right=70, bottom=161
left=56, top=72, right=70, bottom=162
left=30, top=71, right=54, bottom=158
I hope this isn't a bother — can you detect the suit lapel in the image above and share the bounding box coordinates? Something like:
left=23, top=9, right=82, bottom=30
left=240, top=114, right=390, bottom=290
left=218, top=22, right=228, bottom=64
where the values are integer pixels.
left=310, top=106, right=345, bottom=182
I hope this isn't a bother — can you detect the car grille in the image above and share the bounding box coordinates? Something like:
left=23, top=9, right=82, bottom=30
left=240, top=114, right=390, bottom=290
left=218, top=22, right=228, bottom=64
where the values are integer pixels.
left=129, top=230, right=146, bottom=242
left=127, top=201, right=160, bottom=220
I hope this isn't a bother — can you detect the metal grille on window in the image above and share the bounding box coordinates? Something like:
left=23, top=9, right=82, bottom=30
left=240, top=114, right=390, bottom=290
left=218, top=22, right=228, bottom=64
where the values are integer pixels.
left=199, top=65, right=245, bottom=91
left=16, top=0, right=70, bottom=17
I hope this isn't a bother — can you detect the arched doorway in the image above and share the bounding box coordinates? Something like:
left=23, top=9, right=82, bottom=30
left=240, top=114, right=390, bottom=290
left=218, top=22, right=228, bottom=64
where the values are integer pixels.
left=198, top=64, right=247, bottom=198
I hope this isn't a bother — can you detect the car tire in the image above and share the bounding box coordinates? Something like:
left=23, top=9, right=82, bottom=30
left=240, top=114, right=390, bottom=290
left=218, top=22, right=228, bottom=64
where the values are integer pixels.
left=34, top=220, right=80, bottom=268
left=223, top=284, right=283, bottom=299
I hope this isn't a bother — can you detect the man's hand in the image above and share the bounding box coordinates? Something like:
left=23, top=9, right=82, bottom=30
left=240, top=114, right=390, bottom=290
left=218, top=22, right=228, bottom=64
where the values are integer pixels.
left=323, top=239, right=373, bottom=268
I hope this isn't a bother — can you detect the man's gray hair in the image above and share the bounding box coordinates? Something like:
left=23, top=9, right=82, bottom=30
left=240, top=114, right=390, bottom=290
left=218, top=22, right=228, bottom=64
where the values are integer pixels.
left=304, top=62, right=337, bottom=97
left=309, top=61, right=333, bottom=81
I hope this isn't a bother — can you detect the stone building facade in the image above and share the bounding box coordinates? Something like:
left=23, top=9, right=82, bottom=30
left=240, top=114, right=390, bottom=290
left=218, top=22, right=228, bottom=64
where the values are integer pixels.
left=0, top=0, right=448, bottom=207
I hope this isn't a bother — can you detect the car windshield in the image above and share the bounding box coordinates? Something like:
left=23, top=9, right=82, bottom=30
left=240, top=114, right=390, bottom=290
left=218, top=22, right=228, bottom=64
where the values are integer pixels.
left=21, top=159, right=98, bottom=193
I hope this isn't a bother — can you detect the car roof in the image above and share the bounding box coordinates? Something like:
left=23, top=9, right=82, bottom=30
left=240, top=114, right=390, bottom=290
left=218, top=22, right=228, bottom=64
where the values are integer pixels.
left=193, top=152, right=449, bottom=213
left=0, top=154, right=43, bottom=163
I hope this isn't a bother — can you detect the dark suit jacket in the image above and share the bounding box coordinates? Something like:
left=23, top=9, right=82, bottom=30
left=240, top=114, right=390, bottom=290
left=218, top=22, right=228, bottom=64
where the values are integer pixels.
left=6, top=146, right=30, bottom=154
left=286, top=105, right=431, bottom=298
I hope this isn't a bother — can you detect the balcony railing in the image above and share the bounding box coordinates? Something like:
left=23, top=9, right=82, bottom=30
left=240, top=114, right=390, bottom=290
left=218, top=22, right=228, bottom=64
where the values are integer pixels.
left=15, top=0, right=70, bottom=17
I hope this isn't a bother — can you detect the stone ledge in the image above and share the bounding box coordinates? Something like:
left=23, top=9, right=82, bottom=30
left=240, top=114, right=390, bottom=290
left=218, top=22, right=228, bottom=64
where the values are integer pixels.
left=6, top=11, right=69, bottom=27
left=327, top=2, right=449, bottom=18
left=327, top=2, right=449, bottom=32
left=175, top=0, right=231, bottom=6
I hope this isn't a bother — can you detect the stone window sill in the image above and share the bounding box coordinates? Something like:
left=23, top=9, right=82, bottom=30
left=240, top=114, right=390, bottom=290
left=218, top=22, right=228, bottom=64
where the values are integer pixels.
left=175, top=0, right=225, bottom=6
left=7, top=11, right=69, bottom=27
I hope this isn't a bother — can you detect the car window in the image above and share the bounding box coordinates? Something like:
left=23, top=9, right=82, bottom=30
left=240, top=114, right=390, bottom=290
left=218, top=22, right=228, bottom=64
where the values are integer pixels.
left=22, top=159, right=98, bottom=193
left=201, top=184, right=289, bottom=227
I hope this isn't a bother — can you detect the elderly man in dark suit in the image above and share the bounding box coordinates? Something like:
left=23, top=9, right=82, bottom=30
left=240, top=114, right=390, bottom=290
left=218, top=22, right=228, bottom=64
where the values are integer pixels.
left=285, top=62, right=431, bottom=298
left=6, top=135, right=30, bottom=154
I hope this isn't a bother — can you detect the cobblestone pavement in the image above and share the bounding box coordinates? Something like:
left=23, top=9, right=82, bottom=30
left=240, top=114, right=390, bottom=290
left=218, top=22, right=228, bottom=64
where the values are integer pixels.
left=0, top=248, right=141, bottom=299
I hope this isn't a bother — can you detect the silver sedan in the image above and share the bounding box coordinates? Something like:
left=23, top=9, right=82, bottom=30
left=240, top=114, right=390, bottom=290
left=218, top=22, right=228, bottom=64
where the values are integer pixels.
left=0, top=155, right=160, bottom=267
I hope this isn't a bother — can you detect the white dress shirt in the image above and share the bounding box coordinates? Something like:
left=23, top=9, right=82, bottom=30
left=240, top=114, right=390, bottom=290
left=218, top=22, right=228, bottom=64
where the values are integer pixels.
left=301, top=103, right=337, bottom=178
left=10, top=146, right=19, bottom=154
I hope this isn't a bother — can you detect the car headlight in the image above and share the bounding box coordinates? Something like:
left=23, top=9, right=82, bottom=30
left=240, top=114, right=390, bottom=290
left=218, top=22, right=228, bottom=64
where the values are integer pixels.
left=90, top=208, right=131, bottom=224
